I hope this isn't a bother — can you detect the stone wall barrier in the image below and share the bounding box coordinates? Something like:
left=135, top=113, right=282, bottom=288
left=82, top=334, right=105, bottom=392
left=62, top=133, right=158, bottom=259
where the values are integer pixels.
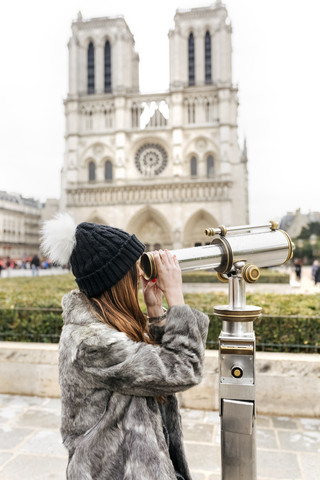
left=0, top=342, right=319, bottom=417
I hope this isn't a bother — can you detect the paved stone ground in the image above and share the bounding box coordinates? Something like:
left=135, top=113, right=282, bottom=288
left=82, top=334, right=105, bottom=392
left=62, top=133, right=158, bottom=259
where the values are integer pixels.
left=0, top=267, right=69, bottom=279
left=0, top=394, right=319, bottom=480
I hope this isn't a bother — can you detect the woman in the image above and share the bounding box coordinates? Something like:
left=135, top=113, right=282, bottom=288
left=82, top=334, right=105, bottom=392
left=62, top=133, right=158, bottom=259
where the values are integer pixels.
left=41, top=213, right=209, bottom=480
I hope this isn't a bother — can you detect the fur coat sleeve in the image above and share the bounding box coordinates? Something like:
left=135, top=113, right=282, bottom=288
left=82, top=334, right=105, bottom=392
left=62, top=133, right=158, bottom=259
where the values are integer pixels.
left=72, top=299, right=209, bottom=397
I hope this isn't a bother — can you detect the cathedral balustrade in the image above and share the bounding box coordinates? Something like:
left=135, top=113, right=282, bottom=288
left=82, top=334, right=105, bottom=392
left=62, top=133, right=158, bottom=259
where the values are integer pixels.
left=76, top=92, right=222, bottom=131
left=66, top=180, right=232, bottom=207
left=129, top=94, right=170, bottom=129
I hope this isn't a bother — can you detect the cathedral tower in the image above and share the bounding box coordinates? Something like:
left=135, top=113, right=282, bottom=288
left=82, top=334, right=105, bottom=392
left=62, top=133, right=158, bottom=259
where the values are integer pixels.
left=61, top=2, right=249, bottom=249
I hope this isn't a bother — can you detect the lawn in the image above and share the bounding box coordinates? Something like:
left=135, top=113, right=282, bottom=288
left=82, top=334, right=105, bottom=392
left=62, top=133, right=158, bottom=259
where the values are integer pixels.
left=0, top=273, right=319, bottom=316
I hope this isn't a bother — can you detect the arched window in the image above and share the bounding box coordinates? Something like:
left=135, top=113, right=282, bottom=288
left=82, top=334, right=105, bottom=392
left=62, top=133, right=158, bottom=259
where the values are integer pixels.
left=89, top=161, right=96, bottom=181
left=205, top=31, right=212, bottom=84
left=187, top=100, right=196, bottom=123
left=105, top=160, right=113, bottom=181
left=131, top=104, right=140, bottom=128
left=87, top=42, right=95, bottom=94
left=190, top=156, right=197, bottom=176
left=104, top=105, right=114, bottom=128
left=205, top=100, right=210, bottom=122
left=104, top=41, right=112, bottom=93
left=206, top=155, right=214, bottom=177
left=85, top=111, right=93, bottom=129
left=188, top=33, right=195, bottom=86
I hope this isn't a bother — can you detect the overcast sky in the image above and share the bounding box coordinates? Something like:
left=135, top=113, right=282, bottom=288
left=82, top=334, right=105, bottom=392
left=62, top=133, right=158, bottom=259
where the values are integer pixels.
left=0, top=0, right=319, bottom=224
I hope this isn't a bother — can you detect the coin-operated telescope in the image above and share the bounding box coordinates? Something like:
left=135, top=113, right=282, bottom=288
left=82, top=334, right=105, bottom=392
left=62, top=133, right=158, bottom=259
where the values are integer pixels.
left=140, top=221, right=294, bottom=480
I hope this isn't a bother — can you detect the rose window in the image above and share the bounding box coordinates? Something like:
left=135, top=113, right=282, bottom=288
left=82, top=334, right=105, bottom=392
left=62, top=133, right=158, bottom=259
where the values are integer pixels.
left=135, top=144, right=168, bottom=176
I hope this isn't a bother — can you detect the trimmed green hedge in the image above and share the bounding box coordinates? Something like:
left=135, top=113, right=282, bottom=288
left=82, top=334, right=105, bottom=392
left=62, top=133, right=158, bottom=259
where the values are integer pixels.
left=0, top=274, right=319, bottom=352
left=0, top=308, right=318, bottom=353
left=206, top=314, right=319, bottom=353
left=0, top=308, right=63, bottom=343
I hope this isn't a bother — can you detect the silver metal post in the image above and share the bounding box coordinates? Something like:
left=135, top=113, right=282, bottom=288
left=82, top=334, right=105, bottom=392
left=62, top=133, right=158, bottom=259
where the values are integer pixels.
left=214, top=267, right=261, bottom=480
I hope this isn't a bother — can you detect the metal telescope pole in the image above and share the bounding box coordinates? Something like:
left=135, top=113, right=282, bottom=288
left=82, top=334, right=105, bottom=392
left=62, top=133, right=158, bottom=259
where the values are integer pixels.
left=214, top=262, right=261, bottom=480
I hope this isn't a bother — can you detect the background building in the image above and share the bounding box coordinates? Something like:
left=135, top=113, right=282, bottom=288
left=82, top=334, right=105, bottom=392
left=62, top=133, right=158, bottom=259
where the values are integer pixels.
left=0, top=192, right=42, bottom=259
left=61, top=2, right=249, bottom=249
left=0, top=193, right=59, bottom=260
left=279, top=209, right=320, bottom=239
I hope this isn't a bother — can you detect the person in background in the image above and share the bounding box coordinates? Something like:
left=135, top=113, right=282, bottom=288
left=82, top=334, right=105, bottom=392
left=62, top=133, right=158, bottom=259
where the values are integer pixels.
left=41, top=213, right=209, bottom=480
left=294, top=258, right=302, bottom=282
left=314, top=262, right=320, bottom=286
left=5, top=256, right=12, bottom=277
left=31, top=254, right=40, bottom=276
left=311, top=259, right=319, bottom=281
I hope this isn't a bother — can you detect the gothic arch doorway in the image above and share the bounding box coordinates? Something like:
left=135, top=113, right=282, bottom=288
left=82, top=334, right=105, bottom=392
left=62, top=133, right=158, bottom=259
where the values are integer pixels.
left=126, top=207, right=173, bottom=251
left=183, top=210, right=218, bottom=247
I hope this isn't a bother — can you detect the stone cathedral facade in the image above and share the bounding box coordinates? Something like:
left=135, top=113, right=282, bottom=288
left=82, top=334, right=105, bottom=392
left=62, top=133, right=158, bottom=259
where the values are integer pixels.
left=61, top=2, right=249, bottom=250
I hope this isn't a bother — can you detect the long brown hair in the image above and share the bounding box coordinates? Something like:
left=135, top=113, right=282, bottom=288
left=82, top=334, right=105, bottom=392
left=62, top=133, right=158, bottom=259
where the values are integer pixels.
left=91, top=263, right=166, bottom=403
left=91, top=263, right=155, bottom=345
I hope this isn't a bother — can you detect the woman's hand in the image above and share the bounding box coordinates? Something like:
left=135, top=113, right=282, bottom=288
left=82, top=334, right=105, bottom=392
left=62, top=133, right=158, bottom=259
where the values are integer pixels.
left=140, top=265, right=164, bottom=319
left=153, top=249, right=185, bottom=307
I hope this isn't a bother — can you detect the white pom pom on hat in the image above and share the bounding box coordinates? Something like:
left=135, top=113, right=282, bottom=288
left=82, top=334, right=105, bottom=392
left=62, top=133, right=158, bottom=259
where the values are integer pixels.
left=40, top=213, right=77, bottom=266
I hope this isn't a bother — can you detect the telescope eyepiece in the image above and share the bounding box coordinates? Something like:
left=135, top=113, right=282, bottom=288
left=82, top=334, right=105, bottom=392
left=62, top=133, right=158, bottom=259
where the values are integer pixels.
left=140, top=252, right=157, bottom=280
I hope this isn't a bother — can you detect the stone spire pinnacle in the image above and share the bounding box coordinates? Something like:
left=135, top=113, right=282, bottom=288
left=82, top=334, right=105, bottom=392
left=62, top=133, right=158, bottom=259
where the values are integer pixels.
left=241, top=137, right=248, bottom=163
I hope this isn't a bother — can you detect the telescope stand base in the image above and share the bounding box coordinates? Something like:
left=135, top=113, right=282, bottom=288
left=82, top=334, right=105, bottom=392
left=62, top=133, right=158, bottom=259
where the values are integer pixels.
left=221, top=399, right=257, bottom=480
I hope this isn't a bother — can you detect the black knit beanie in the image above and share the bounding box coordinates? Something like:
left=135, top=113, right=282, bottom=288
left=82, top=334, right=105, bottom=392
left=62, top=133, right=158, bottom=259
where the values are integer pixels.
left=70, top=222, right=145, bottom=297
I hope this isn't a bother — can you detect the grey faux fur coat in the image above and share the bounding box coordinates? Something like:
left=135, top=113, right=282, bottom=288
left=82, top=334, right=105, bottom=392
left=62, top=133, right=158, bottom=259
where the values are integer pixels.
left=59, top=290, right=209, bottom=480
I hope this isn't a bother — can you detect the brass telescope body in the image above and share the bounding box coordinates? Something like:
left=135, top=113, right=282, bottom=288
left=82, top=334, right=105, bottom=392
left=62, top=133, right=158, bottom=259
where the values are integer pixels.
left=140, top=222, right=294, bottom=281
